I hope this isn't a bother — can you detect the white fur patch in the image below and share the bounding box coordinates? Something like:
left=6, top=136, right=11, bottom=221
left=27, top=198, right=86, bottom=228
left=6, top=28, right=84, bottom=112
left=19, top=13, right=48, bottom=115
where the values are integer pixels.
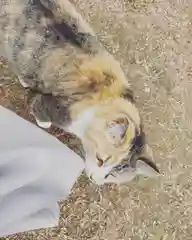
left=35, top=118, right=52, bottom=129
left=18, top=77, right=29, bottom=88
left=30, top=108, right=52, bottom=129
left=85, top=155, right=116, bottom=185
left=67, top=107, right=95, bottom=138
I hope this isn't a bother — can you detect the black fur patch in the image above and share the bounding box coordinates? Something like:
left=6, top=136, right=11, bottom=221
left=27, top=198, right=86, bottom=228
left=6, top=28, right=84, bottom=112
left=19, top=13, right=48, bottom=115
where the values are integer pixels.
left=130, top=127, right=146, bottom=156
left=33, top=0, right=99, bottom=52
left=122, top=88, right=135, bottom=103
left=33, top=0, right=80, bottom=46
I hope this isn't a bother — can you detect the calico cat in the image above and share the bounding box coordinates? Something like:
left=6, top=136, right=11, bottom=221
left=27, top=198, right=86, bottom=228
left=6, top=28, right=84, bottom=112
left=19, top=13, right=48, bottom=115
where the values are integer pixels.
left=0, top=0, right=160, bottom=184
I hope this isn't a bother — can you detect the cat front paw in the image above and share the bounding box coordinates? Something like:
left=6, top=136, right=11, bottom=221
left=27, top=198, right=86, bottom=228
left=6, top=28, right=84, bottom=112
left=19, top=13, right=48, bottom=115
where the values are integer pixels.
left=30, top=94, right=52, bottom=129
left=34, top=117, right=52, bottom=129
left=18, top=76, right=29, bottom=88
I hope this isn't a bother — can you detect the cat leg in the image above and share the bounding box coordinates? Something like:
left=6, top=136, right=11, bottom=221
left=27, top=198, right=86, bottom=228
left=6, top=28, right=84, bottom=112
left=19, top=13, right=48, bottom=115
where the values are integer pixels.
left=30, top=94, right=52, bottom=129
left=30, top=93, right=71, bottom=129
left=40, top=0, right=102, bottom=54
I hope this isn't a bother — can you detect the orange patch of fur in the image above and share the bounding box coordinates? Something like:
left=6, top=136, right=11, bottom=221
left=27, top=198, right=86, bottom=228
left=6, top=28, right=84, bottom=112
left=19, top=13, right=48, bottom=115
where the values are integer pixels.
left=69, top=53, right=130, bottom=116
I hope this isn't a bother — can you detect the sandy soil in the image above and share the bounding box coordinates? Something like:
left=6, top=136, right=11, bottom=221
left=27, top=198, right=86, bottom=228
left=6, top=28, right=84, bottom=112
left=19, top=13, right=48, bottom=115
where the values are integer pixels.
left=1, top=0, right=192, bottom=239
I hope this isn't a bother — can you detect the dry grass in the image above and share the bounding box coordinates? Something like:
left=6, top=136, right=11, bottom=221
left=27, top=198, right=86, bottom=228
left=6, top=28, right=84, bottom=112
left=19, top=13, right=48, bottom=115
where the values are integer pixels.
left=1, top=0, right=192, bottom=239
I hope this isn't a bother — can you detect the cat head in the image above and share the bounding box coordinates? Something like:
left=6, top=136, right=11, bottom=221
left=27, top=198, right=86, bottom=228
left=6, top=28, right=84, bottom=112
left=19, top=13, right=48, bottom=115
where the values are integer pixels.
left=68, top=97, right=160, bottom=185
left=30, top=94, right=160, bottom=186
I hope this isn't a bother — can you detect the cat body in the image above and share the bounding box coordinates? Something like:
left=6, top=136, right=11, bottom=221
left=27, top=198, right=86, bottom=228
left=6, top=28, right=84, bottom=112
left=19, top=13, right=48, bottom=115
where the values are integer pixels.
left=0, top=0, right=160, bottom=184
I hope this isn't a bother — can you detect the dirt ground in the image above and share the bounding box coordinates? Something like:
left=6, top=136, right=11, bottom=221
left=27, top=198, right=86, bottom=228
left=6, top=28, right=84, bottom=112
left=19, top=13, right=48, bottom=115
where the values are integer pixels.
left=1, top=0, right=192, bottom=239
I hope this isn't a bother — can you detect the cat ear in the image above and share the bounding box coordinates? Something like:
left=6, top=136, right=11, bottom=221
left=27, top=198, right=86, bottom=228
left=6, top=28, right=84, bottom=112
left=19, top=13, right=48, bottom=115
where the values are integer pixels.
left=135, top=158, right=160, bottom=177
left=135, top=145, right=160, bottom=177
left=107, top=117, right=129, bottom=143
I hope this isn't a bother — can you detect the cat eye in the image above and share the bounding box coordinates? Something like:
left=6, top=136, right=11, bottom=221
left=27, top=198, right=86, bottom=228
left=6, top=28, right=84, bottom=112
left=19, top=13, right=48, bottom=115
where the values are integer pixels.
left=96, top=154, right=111, bottom=167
